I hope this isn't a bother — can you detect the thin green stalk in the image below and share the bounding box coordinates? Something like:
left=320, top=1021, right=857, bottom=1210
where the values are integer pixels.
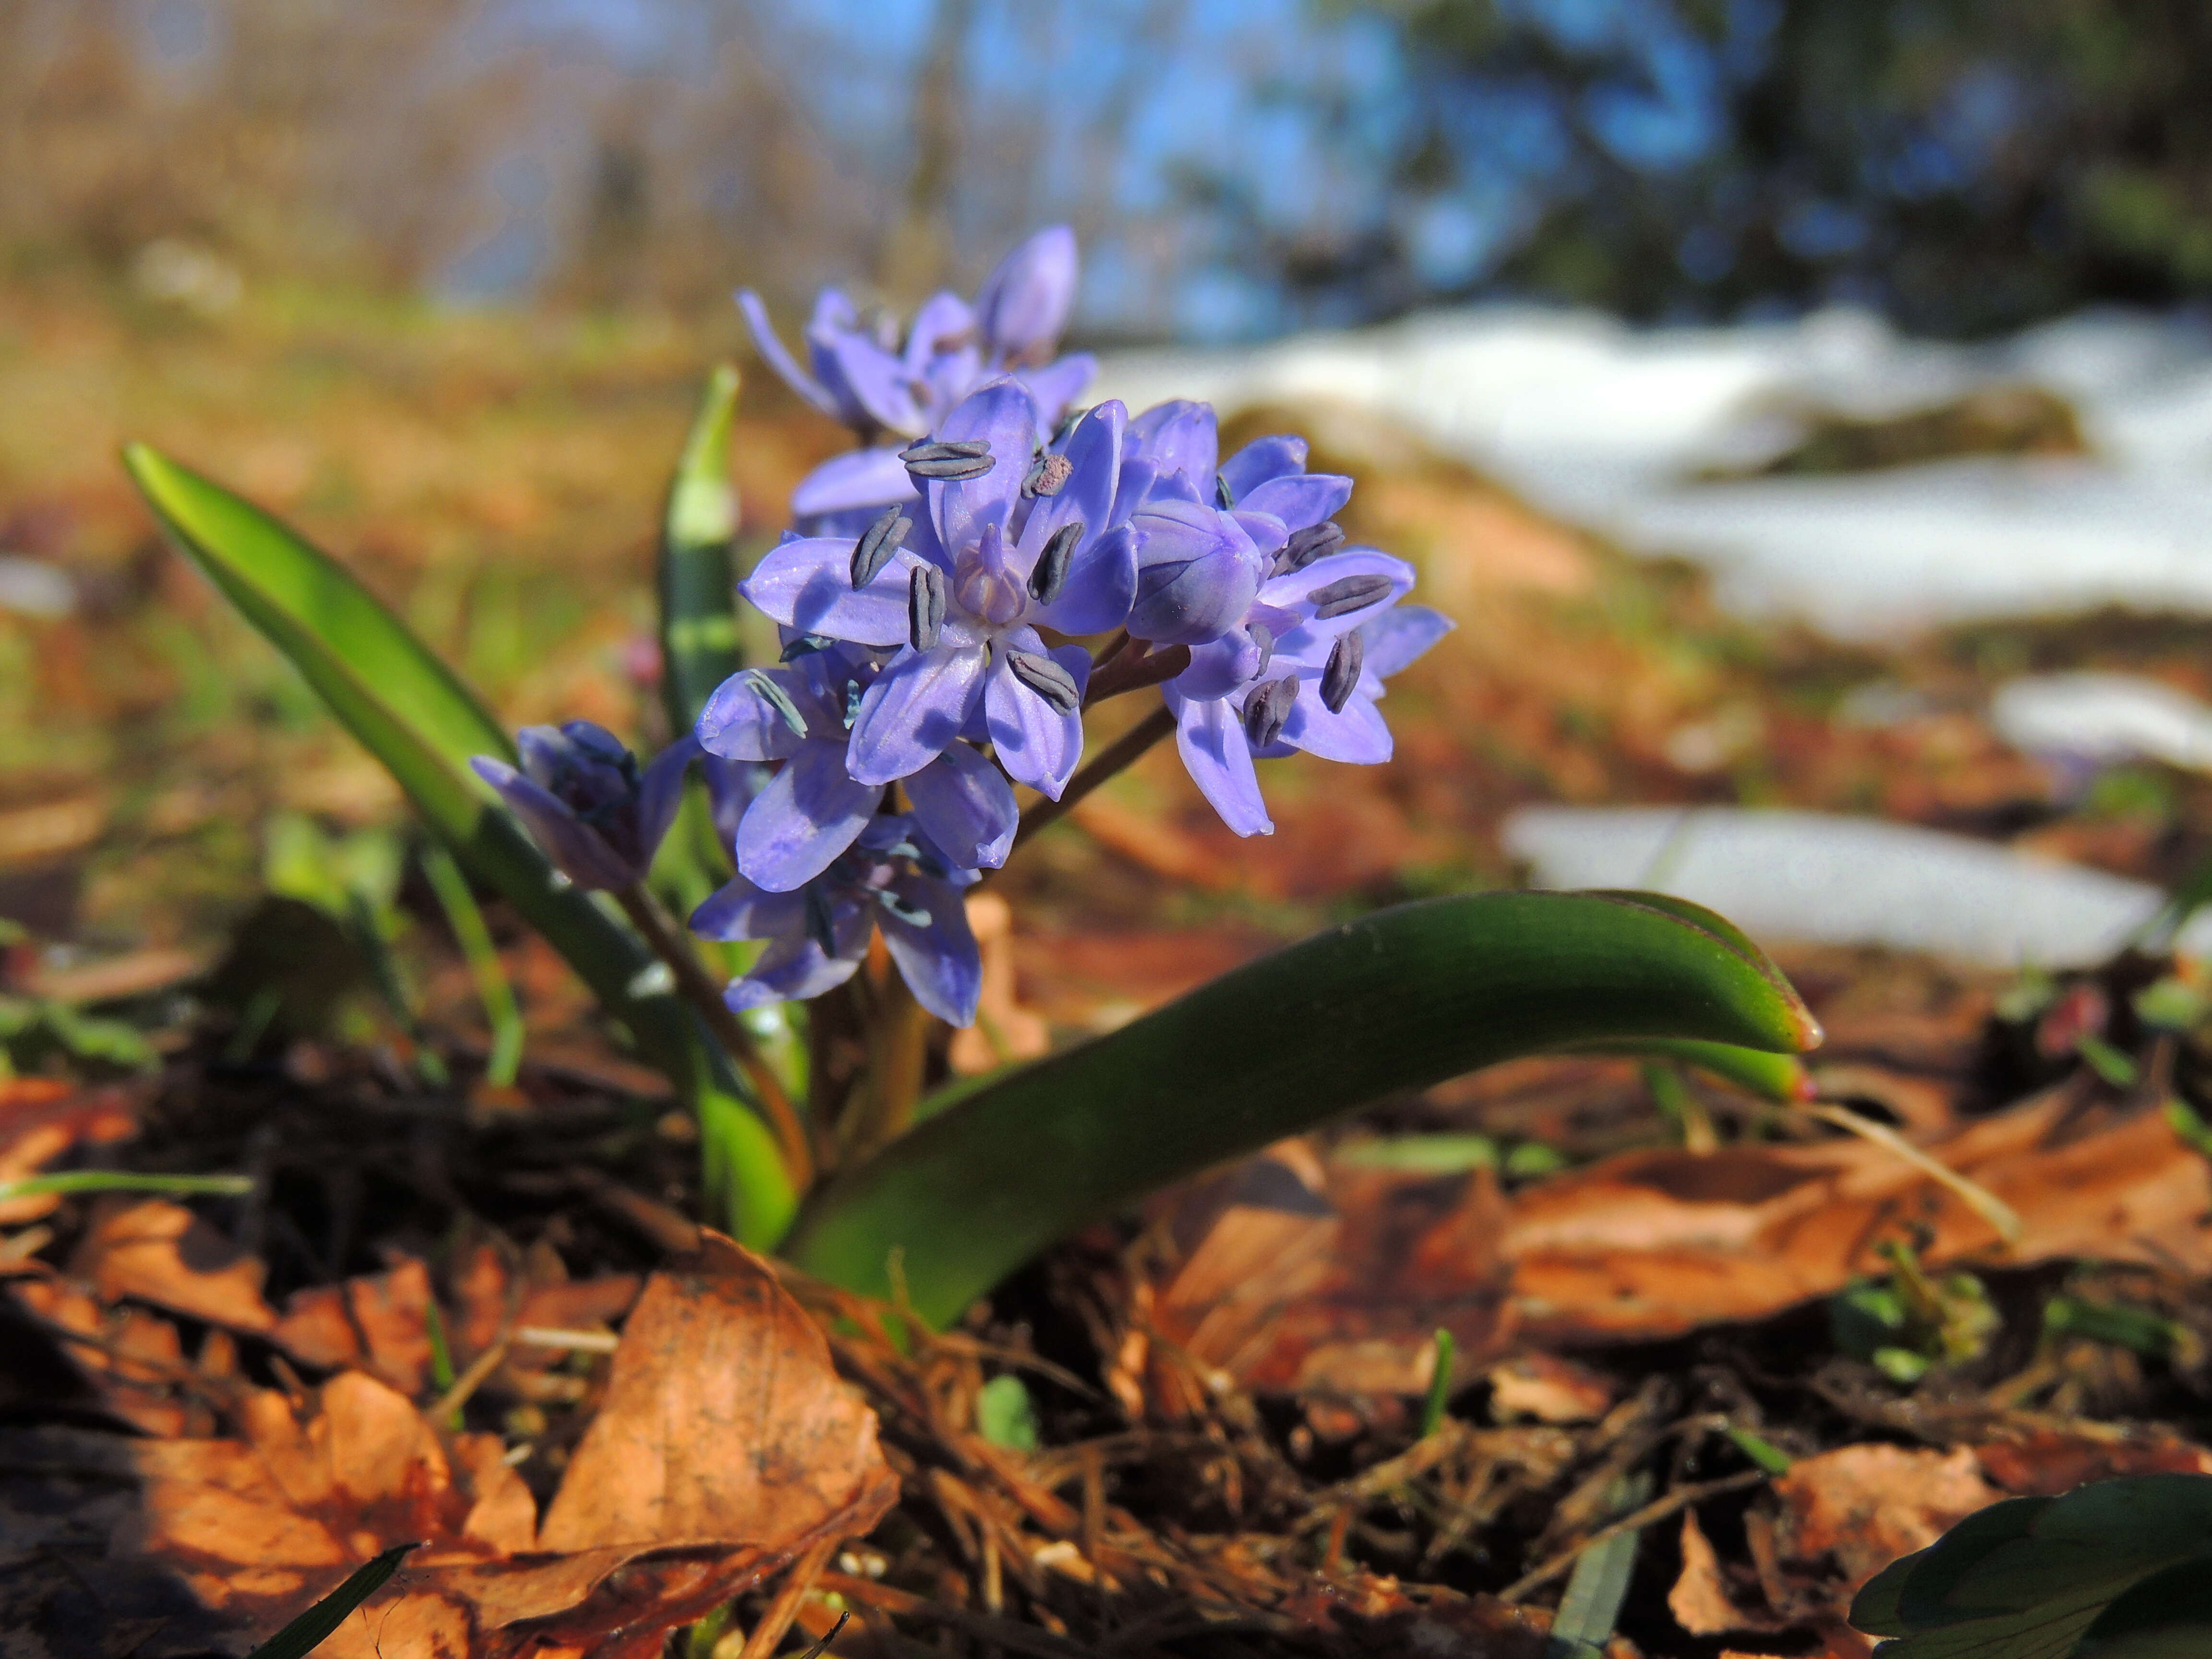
left=1419, top=1329, right=1456, bottom=1437
left=0, top=1171, right=253, bottom=1202
left=616, top=882, right=813, bottom=1189
left=420, top=842, right=523, bottom=1087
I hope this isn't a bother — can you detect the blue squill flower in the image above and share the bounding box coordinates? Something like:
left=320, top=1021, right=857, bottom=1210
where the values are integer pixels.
left=1149, top=431, right=1451, bottom=834
left=738, top=383, right=1135, bottom=799
left=696, top=638, right=1017, bottom=890
left=741, top=227, right=1097, bottom=528
left=1113, top=401, right=1287, bottom=648
left=690, top=816, right=982, bottom=1026
left=471, top=722, right=695, bottom=890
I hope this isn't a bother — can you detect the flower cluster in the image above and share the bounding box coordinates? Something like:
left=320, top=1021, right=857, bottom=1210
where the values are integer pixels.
left=478, top=228, right=1449, bottom=1028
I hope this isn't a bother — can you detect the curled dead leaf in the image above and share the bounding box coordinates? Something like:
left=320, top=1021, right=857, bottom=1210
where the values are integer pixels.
left=0, top=1234, right=895, bottom=1658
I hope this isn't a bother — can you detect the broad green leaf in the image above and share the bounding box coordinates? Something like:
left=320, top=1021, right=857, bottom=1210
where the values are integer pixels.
left=787, top=889, right=1821, bottom=1324
left=658, top=364, right=744, bottom=733
left=2078, top=1563, right=2212, bottom=1657
left=124, top=445, right=794, bottom=1244
left=1851, top=1478, right=2212, bottom=1659
left=246, top=1542, right=418, bottom=1659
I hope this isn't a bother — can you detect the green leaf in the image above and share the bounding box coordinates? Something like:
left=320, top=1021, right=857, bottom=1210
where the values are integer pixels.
left=658, top=364, right=744, bottom=733
left=1545, top=1471, right=1652, bottom=1659
left=123, top=444, right=794, bottom=1245
left=420, top=842, right=524, bottom=1088
left=245, top=1542, right=418, bottom=1659
left=1850, top=1477, right=2212, bottom=1658
left=974, top=1373, right=1040, bottom=1452
left=1579, top=1036, right=1814, bottom=1102
left=787, top=889, right=1821, bottom=1324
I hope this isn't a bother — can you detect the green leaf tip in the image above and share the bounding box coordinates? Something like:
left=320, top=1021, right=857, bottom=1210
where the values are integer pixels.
left=788, top=888, right=1820, bottom=1325
left=245, top=1541, right=418, bottom=1659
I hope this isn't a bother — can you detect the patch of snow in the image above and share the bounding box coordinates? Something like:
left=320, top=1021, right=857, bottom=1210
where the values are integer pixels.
left=1093, top=306, right=2212, bottom=640
left=1502, top=805, right=2212, bottom=969
left=1990, top=673, right=2212, bottom=773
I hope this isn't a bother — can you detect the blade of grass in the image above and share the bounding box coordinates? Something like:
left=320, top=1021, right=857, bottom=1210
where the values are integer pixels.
left=245, top=1542, right=419, bottom=1659
left=419, top=842, right=523, bottom=1088
left=0, top=1171, right=253, bottom=1202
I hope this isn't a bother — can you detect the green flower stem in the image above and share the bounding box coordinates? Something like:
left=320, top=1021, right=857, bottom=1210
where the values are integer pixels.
left=615, top=882, right=813, bottom=1189
left=842, top=968, right=931, bottom=1163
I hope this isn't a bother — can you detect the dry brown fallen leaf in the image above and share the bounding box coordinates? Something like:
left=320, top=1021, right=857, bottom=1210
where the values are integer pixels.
left=1148, top=1087, right=2212, bottom=1391
left=0, top=1077, right=140, bottom=1226
left=68, top=1197, right=278, bottom=1333
left=0, top=1234, right=895, bottom=1658
left=273, top=1255, right=439, bottom=1395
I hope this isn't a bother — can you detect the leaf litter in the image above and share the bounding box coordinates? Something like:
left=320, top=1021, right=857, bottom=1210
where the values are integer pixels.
left=19, top=388, right=2212, bottom=1655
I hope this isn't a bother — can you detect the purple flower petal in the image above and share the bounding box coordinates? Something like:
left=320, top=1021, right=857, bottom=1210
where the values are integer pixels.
left=1111, top=455, right=1160, bottom=527
left=1283, top=681, right=1393, bottom=764
left=689, top=873, right=807, bottom=941
left=904, top=291, right=978, bottom=370
left=984, top=637, right=1089, bottom=798
left=1361, top=604, right=1455, bottom=680
left=723, top=932, right=864, bottom=1010
left=878, top=871, right=982, bottom=1025
left=1018, top=354, right=1097, bottom=427
left=1237, top=472, right=1352, bottom=533
left=816, top=326, right=925, bottom=435
left=848, top=642, right=992, bottom=784
left=927, top=380, right=1040, bottom=557
left=735, top=289, right=840, bottom=421
left=1173, top=626, right=1268, bottom=701
left=702, top=752, right=768, bottom=849
left=905, top=742, right=1019, bottom=869
left=470, top=756, right=636, bottom=890
left=1218, top=435, right=1308, bottom=498
left=1257, top=548, right=1417, bottom=639
left=735, top=741, right=883, bottom=891
left=1032, top=521, right=1139, bottom=637
left=1017, top=401, right=1123, bottom=572
left=974, top=225, right=1078, bottom=362
left=634, top=735, right=699, bottom=869
left=740, top=535, right=917, bottom=647
left=791, top=447, right=920, bottom=519
left=1126, top=400, right=1218, bottom=492
left=1128, top=498, right=1262, bottom=646
left=698, top=670, right=810, bottom=762
left=1165, top=686, right=1274, bottom=837
left=1229, top=508, right=1288, bottom=559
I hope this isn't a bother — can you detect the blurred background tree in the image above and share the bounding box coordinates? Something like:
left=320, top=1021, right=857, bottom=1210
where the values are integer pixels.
left=0, top=0, right=2208, bottom=340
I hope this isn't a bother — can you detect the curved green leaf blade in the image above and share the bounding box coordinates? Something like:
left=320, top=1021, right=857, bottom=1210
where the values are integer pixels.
left=787, top=889, right=1821, bottom=1324
left=658, top=363, right=744, bottom=733
left=123, top=444, right=794, bottom=1244
left=1576, top=1036, right=1815, bottom=1102
left=246, top=1541, right=418, bottom=1659
left=1851, top=1477, right=2212, bottom=1658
